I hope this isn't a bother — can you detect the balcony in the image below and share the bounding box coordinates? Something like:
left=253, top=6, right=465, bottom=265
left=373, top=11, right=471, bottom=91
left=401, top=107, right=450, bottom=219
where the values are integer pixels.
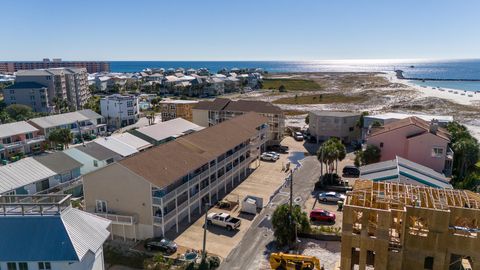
left=1, top=141, right=24, bottom=149
left=25, top=135, right=46, bottom=144
left=95, top=212, right=137, bottom=225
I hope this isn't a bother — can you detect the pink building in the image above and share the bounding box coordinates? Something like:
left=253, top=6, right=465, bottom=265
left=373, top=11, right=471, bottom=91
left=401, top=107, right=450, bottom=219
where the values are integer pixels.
left=366, top=116, right=453, bottom=175
left=0, top=121, right=45, bottom=160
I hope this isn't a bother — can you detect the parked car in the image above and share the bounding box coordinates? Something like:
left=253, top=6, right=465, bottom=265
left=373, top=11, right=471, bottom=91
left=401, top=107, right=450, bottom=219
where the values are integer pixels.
left=293, top=132, right=304, bottom=141
left=318, top=192, right=346, bottom=203
left=310, top=209, right=336, bottom=223
left=266, top=151, right=280, bottom=159
left=207, top=212, right=241, bottom=231
left=342, top=165, right=360, bottom=177
left=261, top=152, right=278, bottom=161
left=267, top=145, right=289, bottom=154
left=144, top=237, right=178, bottom=253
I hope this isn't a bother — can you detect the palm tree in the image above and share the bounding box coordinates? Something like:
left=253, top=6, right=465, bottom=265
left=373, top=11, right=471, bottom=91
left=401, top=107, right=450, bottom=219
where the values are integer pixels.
left=317, top=137, right=346, bottom=177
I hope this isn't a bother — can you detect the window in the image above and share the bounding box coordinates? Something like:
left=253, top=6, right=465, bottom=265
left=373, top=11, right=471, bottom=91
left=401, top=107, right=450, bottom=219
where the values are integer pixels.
left=7, top=263, right=16, bottom=270
left=93, top=160, right=98, bottom=167
left=30, top=95, right=35, bottom=100
left=10, top=96, right=15, bottom=100
left=9, top=89, right=14, bottom=94
left=432, top=147, right=444, bottom=158
left=126, top=101, right=133, bottom=107
left=424, top=257, right=434, bottom=270
left=127, top=110, right=134, bottom=116
left=18, top=263, right=28, bottom=270
left=25, top=133, right=33, bottom=139
left=38, top=262, right=51, bottom=270
left=96, top=200, right=107, bottom=213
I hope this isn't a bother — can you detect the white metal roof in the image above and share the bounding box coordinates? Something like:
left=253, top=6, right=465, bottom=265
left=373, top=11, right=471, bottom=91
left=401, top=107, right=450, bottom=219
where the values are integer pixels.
left=0, top=121, right=39, bottom=138
left=0, top=158, right=56, bottom=194
left=61, top=208, right=111, bottom=261
left=135, top=118, right=204, bottom=142
left=111, top=133, right=152, bottom=151
left=93, top=137, right=138, bottom=157
left=29, top=110, right=102, bottom=129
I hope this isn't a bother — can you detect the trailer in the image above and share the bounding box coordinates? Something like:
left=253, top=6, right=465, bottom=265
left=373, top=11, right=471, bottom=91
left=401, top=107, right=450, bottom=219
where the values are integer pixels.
left=241, top=195, right=263, bottom=215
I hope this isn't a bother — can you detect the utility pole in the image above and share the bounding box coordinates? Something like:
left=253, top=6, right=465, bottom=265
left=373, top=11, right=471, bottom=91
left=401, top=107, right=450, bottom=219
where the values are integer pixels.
left=202, top=203, right=210, bottom=262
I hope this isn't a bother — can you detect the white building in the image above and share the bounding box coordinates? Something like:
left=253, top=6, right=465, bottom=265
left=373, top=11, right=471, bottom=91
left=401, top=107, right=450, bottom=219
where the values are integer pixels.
left=0, top=194, right=110, bottom=270
left=100, top=94, right=139, bottom=130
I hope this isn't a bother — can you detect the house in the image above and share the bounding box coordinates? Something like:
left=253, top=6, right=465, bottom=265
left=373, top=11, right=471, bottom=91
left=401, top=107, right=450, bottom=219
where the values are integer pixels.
left=63, top=142, right=122, bottom=175
left=308, top=111, right=362, bottom=144
left=192, top=98, right=285, bottom=145
left=83, top=112, right=268, bottom=240
left=28, top=109, right=106, bottom=141
left=0, top=152, right=82, bottom=196
left=341, top=180, right=480, bottom=270
left=0, top=194, right=110, bottom=270
left=2, top=82, right=53, bottom=113
left=366, top=116, right=453, bottom=175
left=159, top=99, right=198, bottom=122
left=130, top=118, right=204, bottom=145
left=100, top=94, right=140, bottom=130
left=0, top=121, right=45, bottom=160
left=359, top=156, right=452, bottom=188
left=363, top=112, right=453, bottom=140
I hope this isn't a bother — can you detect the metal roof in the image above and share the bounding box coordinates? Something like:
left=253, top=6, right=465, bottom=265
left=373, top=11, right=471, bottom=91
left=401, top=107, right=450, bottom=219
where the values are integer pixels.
left=29, top=110, right=102, bottom=129
left=75, top=142, right=119, bottom=161
left=0, top=121, right=39, bottom=138
left=0, top=158, right=56, bottom=194
left=134, top=118, right=204, bottom=142
left=111, top=133, right=152, bottom=151
left=360, top=156, right=452, bottom=189
left=93, top=137, right=138, bottom=157
left=33, top=152, right=82, bottom=174
left=0, top=208, right=110, bottom=261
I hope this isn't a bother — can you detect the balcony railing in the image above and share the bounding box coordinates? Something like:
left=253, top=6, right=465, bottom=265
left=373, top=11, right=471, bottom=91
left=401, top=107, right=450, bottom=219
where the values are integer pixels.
left=95, top=212, right=137, bottom=225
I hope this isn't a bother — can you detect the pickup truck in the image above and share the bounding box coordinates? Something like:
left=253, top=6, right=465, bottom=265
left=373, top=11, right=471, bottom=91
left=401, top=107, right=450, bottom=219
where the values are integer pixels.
left=206, top=212, right=241, bottom=231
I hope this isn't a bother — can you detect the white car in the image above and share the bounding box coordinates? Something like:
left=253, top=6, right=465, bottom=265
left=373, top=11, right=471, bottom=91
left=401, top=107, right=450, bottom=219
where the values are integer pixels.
left=266, top=151, right=280, bottom=159
left=261, top=152, right=278, bottom=161
left=293, top=132, right=304, bottom=141
left=318, top=192, right=346, bottom=203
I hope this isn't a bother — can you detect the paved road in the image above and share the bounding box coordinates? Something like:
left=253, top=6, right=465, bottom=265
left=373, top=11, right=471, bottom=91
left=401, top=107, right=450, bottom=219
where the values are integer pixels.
left=219, top=156, right=321, bottom=270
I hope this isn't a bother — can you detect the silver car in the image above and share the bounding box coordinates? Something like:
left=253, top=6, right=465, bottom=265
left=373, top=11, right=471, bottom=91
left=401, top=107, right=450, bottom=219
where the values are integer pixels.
left=261, top=152, right=278, bottom=161
left=318, top=192, right=346, bottom=203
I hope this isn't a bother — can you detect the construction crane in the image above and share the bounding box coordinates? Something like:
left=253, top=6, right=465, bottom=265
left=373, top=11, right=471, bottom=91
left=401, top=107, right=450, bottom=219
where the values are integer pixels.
left=269, top=252, right=322, bottom=270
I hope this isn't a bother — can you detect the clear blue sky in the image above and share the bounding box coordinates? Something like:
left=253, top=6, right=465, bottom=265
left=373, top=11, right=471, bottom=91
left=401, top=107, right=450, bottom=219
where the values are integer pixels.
left=2, top=0, right=479, bottom=61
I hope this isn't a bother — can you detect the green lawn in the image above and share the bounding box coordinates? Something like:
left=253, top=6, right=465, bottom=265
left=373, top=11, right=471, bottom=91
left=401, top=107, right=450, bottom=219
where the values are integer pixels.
left=273, top=93, right=368, bottom=105
left=262, top=78, right=322, bottom=91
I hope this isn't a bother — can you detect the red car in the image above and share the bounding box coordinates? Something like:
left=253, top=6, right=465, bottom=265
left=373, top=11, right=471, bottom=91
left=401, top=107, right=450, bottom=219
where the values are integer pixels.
left=310, top=209, right=336, bottom=222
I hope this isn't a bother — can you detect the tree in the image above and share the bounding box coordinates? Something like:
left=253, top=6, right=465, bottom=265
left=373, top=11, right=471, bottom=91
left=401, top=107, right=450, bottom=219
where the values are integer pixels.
left=447, top=121, right=480, bottom=183
left=278, top=85, right=286, bottom=92
left=48, top=128, right=73, bottom=149
left=272, top=204, right=310, bottom=247
left=83, top=96, right=101, bottom=114
left=354, top=145, right=381, bottom=167
left=356, top=111, right=369, bottom=129
left=371, top=121, right=382, bottom=128
left=5, top=104, right=33, bottom=121
left=305, top=114, right=310, bottom=125
left=317, top=138, right=346, bottom=175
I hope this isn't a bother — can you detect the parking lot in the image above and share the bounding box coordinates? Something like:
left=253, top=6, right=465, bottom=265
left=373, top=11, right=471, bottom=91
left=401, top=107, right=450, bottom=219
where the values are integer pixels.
left=172, top=142, right=294, bottom=258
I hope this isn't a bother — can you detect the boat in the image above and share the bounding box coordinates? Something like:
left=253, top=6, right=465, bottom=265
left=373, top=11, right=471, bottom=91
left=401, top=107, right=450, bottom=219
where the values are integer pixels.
left=410, top=65, right=415, bottom=68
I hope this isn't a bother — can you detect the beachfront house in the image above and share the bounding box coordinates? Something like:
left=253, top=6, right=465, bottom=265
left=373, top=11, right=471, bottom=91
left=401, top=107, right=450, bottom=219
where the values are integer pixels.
left=82, top=113, right=268, bottom=240
left=366, top=116, right=453, bottom=175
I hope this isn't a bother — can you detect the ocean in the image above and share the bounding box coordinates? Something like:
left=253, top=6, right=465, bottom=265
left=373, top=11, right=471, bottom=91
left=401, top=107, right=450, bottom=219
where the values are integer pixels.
left=110, top=59, right=480, bottom=91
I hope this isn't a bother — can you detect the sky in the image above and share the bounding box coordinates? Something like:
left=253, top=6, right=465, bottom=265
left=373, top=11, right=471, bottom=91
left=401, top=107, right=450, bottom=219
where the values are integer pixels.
left=2, top=0, right=480, bottom=61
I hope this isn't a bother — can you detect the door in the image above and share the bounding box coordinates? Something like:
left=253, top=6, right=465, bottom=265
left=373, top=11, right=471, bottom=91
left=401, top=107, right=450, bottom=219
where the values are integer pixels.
left=96, top=200, right=107, bottom=213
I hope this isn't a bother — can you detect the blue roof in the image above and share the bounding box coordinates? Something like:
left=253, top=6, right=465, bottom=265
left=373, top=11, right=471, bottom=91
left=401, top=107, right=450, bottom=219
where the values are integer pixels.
left=0, top=215, right=78, bottom=261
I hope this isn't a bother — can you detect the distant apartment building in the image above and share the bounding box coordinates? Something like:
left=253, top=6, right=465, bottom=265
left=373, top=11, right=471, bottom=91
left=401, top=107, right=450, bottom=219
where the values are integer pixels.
left=14, top=68, right=90, bottom=110
left=0, top=194, right=110, bottom=270
left=0, top=121, right=45, bottom=160
left=83, top=112, right=268, bottom=240
left=3, top=82, right=53, bottom=112
left=100, top=94, right=139, bottom=130
left=193, top=98, right=285, bottom=145
left=366, top=116, right=453, bottom=175
left=0, top=58, right=110, bottom=73
left=308, top=111, right=362, bottom=144
left=159, top=99, right=198, bottom=122
left=341, top=180, right=480, bottom=270
left=28, top=109, right=106, bottom=140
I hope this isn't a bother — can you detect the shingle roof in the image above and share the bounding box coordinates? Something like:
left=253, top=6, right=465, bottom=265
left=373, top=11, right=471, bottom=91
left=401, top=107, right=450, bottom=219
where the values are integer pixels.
left=134, top=118, right=204, bottom=142
left=33, top=152, right=82, bottom=174
left=75, top=142, right=119, bottom=161
left=0, top=158, right=56, bottom=194
left=119, top=112, right=267, bottom=188
left=368, top=116, right=450, bottom=141
left=5, top=82, right=47, bottom=89
left=0, top=121, right=39, bottom=138
left=0, top=208, right=110, bottom=261
left=29, top=110, right=102, bottom=129
left=193, top=98, right=231, bottom=111
left=360, top=156, right=452, bottom=188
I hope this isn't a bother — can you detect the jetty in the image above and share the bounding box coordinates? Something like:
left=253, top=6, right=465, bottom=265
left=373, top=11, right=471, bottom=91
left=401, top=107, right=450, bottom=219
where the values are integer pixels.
left=395, top=70, right=480, bottom=82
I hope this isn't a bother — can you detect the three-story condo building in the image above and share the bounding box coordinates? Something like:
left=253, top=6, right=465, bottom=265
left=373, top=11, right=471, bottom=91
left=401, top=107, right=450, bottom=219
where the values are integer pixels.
left=83, top=112, right=268, bottom=240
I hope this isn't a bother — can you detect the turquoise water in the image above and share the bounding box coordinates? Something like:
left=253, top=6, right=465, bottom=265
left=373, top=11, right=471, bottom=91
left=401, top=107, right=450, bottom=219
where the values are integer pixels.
left=109, top=59, right=480, bottom=92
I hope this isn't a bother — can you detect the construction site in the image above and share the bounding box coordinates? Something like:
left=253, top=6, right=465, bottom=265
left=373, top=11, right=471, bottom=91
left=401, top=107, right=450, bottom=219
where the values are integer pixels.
left=341, top=180, right=480, bottom=270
